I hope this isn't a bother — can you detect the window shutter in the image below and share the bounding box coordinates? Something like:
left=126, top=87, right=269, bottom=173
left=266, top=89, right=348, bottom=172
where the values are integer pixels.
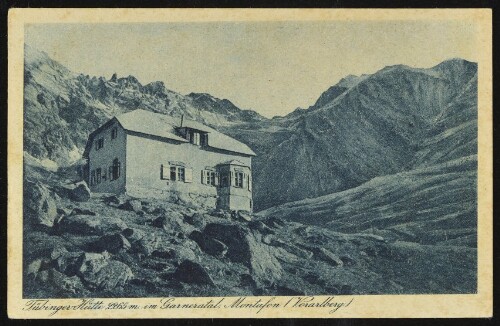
left=248, top=174, right=252, bottom=191
left=161, top=164, right=171, bottom=180
left=185, top=168, right=193, bottom=183
left=214, top=173, right=220, bottom=186
left=230, top=171, right=234, bottom=186
left=201, top=170, right=207, bottom=184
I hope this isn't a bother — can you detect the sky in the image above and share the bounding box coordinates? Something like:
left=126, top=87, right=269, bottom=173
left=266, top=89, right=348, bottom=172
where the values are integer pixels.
left=25, top=21, right=478, bottom=117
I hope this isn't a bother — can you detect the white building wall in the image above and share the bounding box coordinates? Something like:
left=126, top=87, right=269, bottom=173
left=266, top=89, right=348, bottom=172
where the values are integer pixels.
left=125, top=133, right=253, bottom=210
left=87, top=122, right=127, bottom=194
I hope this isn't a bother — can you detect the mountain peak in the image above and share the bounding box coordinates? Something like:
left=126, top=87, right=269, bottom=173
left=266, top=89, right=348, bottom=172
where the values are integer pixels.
left=431, top=58, right=477, bottom=71
left=24, top=44, right=50, bottom=65
left=144, top=81, right=166, bottom=95
left=188, top=92, right=216, bottom=101
left=336, top=74, right=367, bottom=88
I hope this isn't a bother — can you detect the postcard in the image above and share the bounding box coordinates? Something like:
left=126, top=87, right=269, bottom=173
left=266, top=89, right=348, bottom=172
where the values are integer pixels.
left=7, top=8, right=493, bottom=318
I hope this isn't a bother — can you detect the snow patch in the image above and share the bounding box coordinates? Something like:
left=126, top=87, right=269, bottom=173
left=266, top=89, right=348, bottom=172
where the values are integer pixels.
left=24, top=151, right=59, bottom=172
left=68, top=146, right=82, bottom=164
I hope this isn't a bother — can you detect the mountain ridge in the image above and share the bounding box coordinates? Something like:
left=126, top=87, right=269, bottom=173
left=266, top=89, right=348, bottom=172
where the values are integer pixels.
left=223, top=58, right=477, bottom=210
left=23, top=44, right=267, bottom=167
left=24, top=44, right=477, bottom=214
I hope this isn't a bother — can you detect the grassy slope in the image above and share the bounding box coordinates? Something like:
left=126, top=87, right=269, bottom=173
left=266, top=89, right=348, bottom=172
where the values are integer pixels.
left=259, top=155, right=476, bottom=247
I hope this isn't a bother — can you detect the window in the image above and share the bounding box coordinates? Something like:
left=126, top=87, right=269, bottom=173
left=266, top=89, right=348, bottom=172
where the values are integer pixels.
left=111, top=158, right=121, bottom=180
left=111, top=127, right=118, bottom=139
left=234, top=172, right=244, bottom=188
left=191, top=132, right=200, bottom=145
left=183, top=128, right=208, bottom=146
left=90, top=170, right=96, bottom=186
left=95, top=138, right=104, bottom=150
left=177, top=167, right=185, bottom=182
left=201, top=133, right=208, bottom=146
left=169, top=166, right=185, bottom=182
left=202, top=170, right=219, bottom=186
left=96, top=168, right=102, bottom=184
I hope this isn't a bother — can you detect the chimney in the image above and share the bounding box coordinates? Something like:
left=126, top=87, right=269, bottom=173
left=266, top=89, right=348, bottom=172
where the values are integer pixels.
left=180, top=115, right=184, bottom=127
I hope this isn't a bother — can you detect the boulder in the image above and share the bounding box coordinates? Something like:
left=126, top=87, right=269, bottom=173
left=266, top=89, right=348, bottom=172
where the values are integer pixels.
left=80, top=259, right=134, bottom=291
left=264, top=216, right=286, bottom=229
left=24, top=180, right=58, bottom=227
left=130, top=234, right=161, bottom=256
left=237, top=210, right=252, bottom=222
left=173, top=260, right=215, bottom=286
left=77, top=252, right=111, bottom=275
left=41, top=268, right=87, bottom=295
left=57, top=207, right=73, bottom=216
left=270, top=239, right=313, bottom=259
left=55, top=251, right=85, bottom=276
left=152, top=212, right=187, bottom=232
left=151, top=215, right=165, bottom=228
left=118, top=199, right=142, bottom=212
left=152, top=249, right=176, bottom=259
left=262, top=234, right=273, bottom=245
left=146, top=206, right=167, bottom=215
left=89, top=233, right=131, bottom=254
left=203, top=223, right=283, bottom=286
left=26, top=259, right=45, bottom=277
left=189, top=230, right=228, bottom=258
left=70, top=182, right=91, bottom=202
left=150, top=244, right=197, bottom=262
left=121, top=227, right=146, bottom=243
left=249, top=221, right=275, bottom=235
left=50, top=245, right=69, bottom=260
left=210, top=209, right=231, bottom=219
left=142, top=259, right=173, bottom=272
left=130, top=233, right=196, bottom=262
left=273, top=247, right=300, bottom=264
left=103, top=195, right=122, bottom=206
left=314, top=248, right=344, bottom=267
left=184, top=213, right=207, bottom=229
left=56, top=214, right=128, bottom=235
left=69, top=207, right=96, bottom=216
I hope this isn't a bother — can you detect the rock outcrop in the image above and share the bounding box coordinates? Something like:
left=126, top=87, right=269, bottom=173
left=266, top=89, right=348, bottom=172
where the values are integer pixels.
left=173, top=260, right=215, bottom=286
left=55, top=214, right=128, bottom=235
left=203, top=222, right=283, bottom=286
left=189, top=230, right=228, bottom=258
left=24, top=180, right=58, bottom=227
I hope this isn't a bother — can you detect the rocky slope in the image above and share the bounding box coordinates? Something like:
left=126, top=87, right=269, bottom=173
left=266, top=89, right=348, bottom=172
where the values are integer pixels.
left=23, top=164, right=476, bottom=297
left=22, top=46, right=478, bottom=296
left=224, top=59, right=477, bottom=210
left=23, top=44, right=266, bottom=167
